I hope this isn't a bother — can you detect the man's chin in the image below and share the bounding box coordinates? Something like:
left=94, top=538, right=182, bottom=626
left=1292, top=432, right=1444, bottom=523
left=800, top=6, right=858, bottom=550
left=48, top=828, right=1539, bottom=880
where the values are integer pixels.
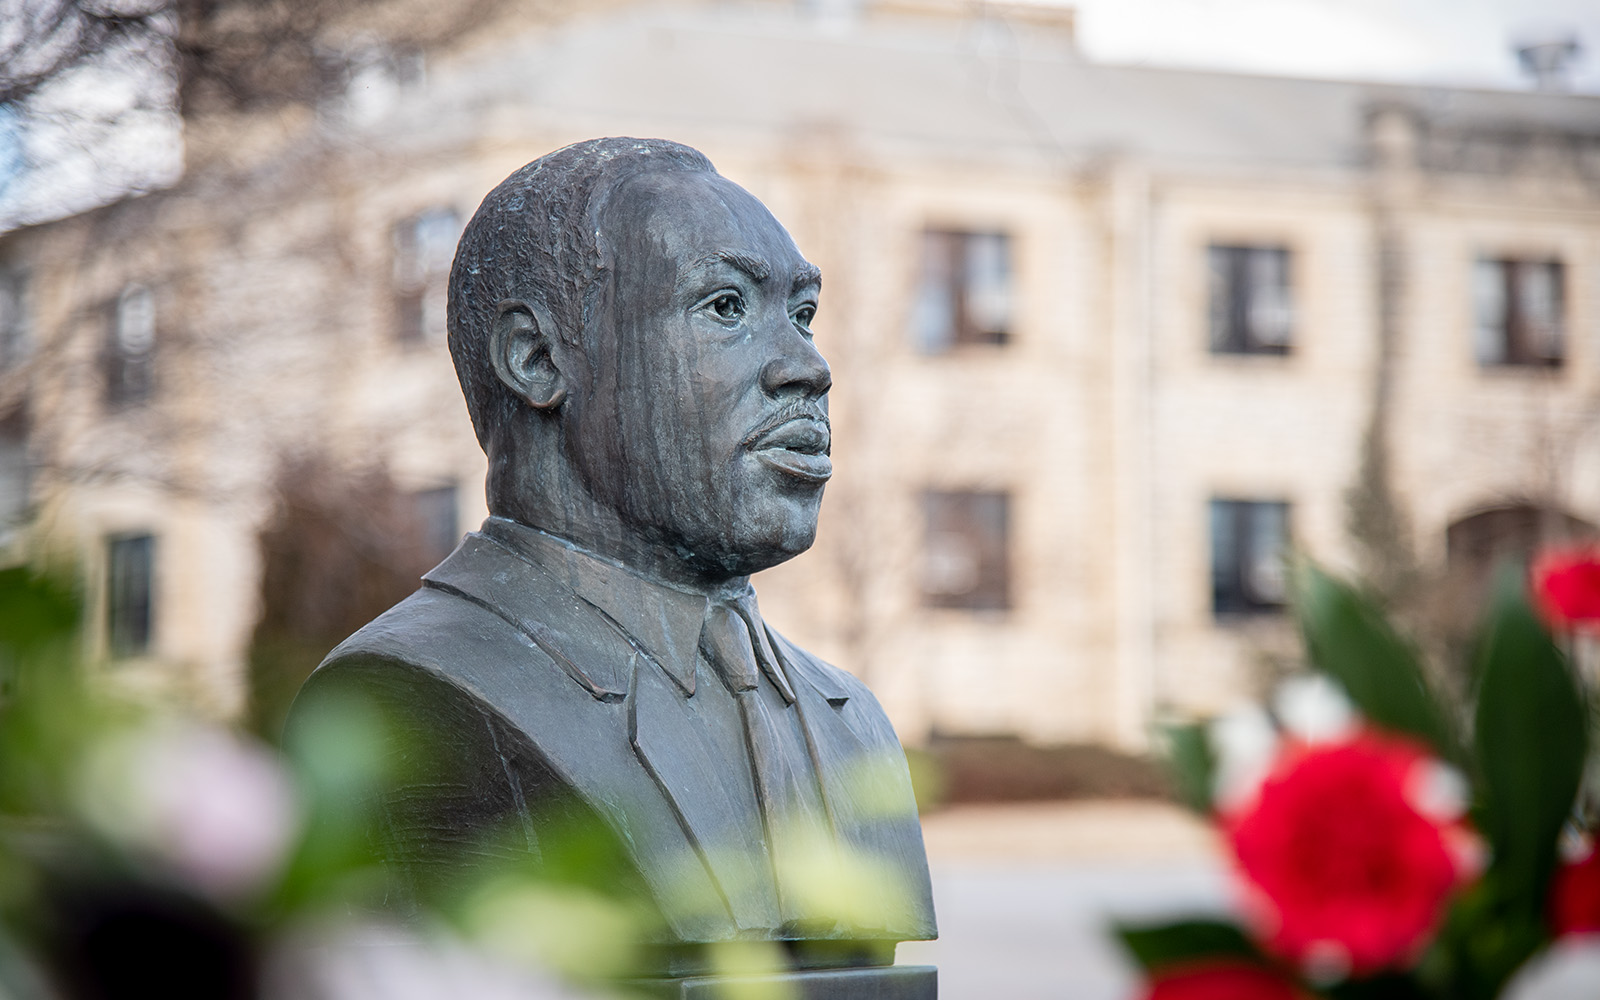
left=706, top=500, right=821, bottom=576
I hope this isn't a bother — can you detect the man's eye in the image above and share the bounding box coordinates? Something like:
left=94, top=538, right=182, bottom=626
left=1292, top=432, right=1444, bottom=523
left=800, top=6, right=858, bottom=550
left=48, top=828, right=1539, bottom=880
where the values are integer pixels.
left=793, top=305, right=816, bottom=331
left=710, top=292, right=744, bottom=321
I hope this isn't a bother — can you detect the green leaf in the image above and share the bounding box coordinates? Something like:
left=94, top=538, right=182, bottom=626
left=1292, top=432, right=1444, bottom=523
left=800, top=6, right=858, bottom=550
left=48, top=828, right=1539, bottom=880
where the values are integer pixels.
left=1163, top=723, right=1216, bottom=815
left=1472, top=567, right=1588, bottom=920
left=1325, top=973, right=1433, bottom=1000
left=1115, top=918, right=1261, bottom=973
left=1423, top=876, right=1547, bottom=1000
left=1295, top=566, right=1459, bottom=763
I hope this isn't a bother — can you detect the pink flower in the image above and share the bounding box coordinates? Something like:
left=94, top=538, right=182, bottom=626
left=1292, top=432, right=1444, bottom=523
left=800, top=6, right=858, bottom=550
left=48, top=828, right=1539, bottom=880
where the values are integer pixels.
left=78, top=721, right=301, bottom=900
left=1140, top=961, right=1303, bottom=1000
left=1223, top=731, right=1471, bottom=977
left=1531, top=547, right=1600, bottom=632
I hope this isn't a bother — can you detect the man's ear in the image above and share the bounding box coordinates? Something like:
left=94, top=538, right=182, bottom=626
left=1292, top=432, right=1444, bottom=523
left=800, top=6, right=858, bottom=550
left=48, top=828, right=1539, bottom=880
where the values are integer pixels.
left=490, top=300, right=567, bottom=410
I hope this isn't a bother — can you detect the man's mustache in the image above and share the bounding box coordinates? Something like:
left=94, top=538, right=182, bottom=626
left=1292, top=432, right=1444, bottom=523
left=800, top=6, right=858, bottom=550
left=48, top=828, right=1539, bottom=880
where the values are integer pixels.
left=741, top=401, right=831, bottom=450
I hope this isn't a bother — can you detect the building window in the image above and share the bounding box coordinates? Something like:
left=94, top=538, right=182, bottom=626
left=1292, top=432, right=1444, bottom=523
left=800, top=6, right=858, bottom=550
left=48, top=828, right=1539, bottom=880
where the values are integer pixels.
left=1473, top=257, right=1564, bottom=368
left=107, top=533, right=155, bottom=658
left=1208, top=245, right=1293, bottom=355
left=921, top=489, right=1011, bottom=611
left=393, top=208, right=460, bottom=344
left=105, top=283, right=156, bottom=406
left=409, top=484, right=459, bottom=565
left=911, top=229, right=1013, bottom=353
left=1211, top=499, right=1289, bottom=616
left=0, top=267, right=30, bottom=371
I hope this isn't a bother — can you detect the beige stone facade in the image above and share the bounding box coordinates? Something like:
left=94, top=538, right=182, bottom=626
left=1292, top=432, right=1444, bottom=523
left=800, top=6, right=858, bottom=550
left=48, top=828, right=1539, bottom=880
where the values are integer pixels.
left=2, top=0, right=1597, bottom=745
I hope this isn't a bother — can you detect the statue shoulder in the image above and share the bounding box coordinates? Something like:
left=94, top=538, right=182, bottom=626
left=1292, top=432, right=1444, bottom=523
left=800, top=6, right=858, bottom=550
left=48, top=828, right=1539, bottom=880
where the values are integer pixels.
left=317, top=584, right=502, bottom=676
left=292, top=586, right=513, bottom=732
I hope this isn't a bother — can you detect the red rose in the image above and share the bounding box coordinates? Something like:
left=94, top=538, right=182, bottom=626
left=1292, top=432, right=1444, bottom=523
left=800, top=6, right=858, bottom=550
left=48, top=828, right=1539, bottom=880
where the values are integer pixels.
left=1551, top=847, right=1600, bottom=935
left=1223, top=731, right=1468, bottom=977
left=1141, top=961, right=1303, bottom=1000
left=1531, top=546, right=1600, bottom=632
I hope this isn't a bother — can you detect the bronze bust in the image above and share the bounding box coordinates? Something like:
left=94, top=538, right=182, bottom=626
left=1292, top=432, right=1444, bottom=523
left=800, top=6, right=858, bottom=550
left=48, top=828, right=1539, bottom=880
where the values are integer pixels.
left=289, top=138, right=936, bottom=996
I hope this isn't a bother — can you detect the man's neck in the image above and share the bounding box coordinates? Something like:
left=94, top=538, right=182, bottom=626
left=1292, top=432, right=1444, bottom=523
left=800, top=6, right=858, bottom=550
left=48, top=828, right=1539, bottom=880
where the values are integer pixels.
left=483, top=433, right=753, bottom=597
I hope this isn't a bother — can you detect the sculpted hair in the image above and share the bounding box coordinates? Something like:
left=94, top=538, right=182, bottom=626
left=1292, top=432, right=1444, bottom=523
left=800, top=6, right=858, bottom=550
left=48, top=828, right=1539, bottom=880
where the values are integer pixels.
left=446, top=137, right=716, bottom=449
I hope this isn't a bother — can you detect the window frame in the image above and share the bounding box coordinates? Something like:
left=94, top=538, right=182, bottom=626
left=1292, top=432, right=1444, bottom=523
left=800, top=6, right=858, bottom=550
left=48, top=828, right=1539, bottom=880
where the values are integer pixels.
left=910, top=227, right=1015, bottom=354
left=919, top=488, right=1013, bottom=612
left=104, top=283, right=157, bottom=407
left=106, top=531, right=156, bottom=659
left=392, top=206, right=461, bottom=345
left=1209, top=497, right=1291, bottom=619
left=1206, top=243, right=1295, bottom=357
left=0, top=265, right=31, bottom=372
left=0, top=408, right=28, bottom=541
left=1472, top=255, right=1566, bottom=369
left=409, top=482, right=460, bottom=566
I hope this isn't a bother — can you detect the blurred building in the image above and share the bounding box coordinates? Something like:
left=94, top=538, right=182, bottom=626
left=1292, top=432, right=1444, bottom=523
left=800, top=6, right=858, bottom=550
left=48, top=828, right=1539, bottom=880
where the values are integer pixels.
left=1, top=0, right=1597, bottom=743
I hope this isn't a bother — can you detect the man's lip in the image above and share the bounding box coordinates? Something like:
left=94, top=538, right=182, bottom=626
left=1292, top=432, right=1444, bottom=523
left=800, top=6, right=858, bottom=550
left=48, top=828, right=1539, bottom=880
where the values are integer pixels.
left=747, top=416, right=831, bottom=454
left=745, top=415, right=832, bottom=483
left=752, top=448, right=833, bottom=483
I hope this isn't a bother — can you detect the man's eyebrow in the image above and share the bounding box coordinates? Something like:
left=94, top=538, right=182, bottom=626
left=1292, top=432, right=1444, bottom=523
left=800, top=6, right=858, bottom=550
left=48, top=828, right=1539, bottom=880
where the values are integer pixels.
left=792, top=261, right=822, bottom=293
left=687, top=250, right=770, bottom=282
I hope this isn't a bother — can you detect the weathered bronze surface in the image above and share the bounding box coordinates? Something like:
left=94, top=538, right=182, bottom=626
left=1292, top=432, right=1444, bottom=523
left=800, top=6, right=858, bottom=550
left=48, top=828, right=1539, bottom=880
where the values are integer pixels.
left=288, top=138, right=936, bottom=994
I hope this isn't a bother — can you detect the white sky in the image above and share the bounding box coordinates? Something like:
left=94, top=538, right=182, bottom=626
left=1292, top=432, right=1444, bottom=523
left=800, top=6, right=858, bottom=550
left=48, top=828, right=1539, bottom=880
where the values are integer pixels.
left=1066, top=0, right=1600, bottom=92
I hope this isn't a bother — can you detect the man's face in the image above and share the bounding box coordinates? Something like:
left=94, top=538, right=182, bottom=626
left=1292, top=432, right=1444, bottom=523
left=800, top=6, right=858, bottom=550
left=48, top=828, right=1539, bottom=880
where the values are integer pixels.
left=569, top=169, right=831, bottom=579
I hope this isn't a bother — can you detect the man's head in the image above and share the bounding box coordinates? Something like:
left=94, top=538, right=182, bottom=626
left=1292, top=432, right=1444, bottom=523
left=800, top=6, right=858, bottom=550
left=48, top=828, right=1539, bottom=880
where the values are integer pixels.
left=448, top=138, right=831, bottom=583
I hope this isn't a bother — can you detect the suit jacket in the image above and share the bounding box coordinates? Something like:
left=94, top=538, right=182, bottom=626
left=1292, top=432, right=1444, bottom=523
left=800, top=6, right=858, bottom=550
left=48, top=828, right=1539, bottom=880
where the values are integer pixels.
left=290, top=518, right=936, bottom=962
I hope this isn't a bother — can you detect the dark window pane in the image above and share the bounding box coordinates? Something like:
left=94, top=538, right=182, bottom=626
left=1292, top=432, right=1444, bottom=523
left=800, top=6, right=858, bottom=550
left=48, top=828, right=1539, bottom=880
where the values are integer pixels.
left=921, top=490, right=1010, bottom=610
left=1208, top=245, right=1293, bottom=356
left=1211, top=499, right=1289, bottom=617
left=107, top=533, right=155, bottom=658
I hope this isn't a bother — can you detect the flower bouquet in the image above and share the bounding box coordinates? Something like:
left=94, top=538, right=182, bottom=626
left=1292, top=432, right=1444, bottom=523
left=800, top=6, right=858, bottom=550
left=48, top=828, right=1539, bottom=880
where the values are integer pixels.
left=1121, top=554, right=1600, bottom=1000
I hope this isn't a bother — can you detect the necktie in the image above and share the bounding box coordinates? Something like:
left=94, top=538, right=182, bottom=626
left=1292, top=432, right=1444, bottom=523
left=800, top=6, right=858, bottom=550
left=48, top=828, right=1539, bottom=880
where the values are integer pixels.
left=700, top=596, right=829, bottom=928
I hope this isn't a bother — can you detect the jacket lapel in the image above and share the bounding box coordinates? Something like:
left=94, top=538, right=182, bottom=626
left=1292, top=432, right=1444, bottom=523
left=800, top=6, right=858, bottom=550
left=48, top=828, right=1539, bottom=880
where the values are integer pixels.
left=433, top=529, right=781, bottom=932
left=766, top=628, right=870, bottom=838
left=628, top=652, right=782, bottom=932
left=767, top=629, right=939, bottom=940
left=424, top=528, right=920, bottom=937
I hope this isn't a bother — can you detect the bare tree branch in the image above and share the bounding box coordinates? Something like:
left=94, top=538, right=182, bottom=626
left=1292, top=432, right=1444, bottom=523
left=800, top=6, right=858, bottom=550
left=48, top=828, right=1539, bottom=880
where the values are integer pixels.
left=0, top=0, right=172, bottom=108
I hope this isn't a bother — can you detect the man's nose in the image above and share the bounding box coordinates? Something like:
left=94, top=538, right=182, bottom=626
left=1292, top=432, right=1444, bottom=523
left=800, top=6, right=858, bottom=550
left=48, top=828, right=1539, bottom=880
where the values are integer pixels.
left=759, top=327, right=832, bottom=399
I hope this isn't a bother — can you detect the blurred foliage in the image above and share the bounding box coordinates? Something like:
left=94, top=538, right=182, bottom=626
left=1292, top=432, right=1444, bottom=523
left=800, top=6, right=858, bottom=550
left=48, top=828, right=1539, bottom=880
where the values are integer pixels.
left=0, top=559, right=921, bottom=999
left=1116, top=919, right=1264, bottom=971
left=1423, top=567, right=1589, bottom=1000
left=1, top=0, right=516, bottom=115
left=1121, top=560, right=1595, bottom=1000
left=0, top=0, right=169, bottom=108
left=0, top=562, right=624, bottom=998
left=1296, top=566, right=1461, bottom=767
left=246, top=456, right=438, bottom=742
left=1160, top=723, right=1215, bottom=816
